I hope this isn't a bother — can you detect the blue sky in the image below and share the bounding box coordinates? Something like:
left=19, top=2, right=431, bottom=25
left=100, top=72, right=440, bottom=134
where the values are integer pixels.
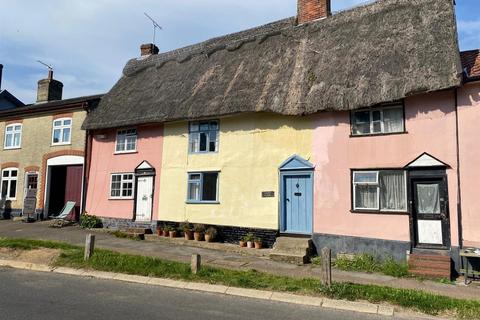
left=0, top=0, right=479, bottom=103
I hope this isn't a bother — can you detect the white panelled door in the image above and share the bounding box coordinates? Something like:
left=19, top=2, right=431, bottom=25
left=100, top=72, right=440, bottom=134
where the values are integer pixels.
left=135, top=176, right=153, bottom=221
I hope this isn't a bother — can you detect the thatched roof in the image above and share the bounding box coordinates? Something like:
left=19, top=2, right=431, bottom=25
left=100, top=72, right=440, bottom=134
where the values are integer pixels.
left=83, top=0, right=462, bottom=130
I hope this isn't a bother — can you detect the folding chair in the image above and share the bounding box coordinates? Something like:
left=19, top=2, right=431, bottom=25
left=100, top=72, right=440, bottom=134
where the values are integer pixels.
left=49, top=201, right=76, bottom=228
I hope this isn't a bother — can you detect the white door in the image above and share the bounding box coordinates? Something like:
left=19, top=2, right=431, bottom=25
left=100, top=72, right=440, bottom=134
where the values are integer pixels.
left=135, top=176, right=153, bottom=221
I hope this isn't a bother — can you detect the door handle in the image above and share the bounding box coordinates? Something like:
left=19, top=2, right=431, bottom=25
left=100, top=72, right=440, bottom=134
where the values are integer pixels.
left=286, top=198, right=290, bottom=202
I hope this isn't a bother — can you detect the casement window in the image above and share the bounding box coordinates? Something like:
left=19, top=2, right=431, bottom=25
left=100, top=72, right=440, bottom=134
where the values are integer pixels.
left=115, top=129, right=137, bottom=153
left=4, top=123, right=22, bottom=149
left=187, top=172, right=219, bottom=203
left=52, top=118, right=72, bottom=145
left=1, top=168, right=18, bottom=200
left=351, top=104, right=404, bottom=136
left=189, top=120, right=219, bottom=153
left=352, top=170, right=407, bottom=212
left=110, top=173, right=134, bottom=199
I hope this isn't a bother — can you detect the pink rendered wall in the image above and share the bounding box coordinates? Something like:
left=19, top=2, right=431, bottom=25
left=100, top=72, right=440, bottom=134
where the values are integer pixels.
left=457, top=82, right=480, bottom=247
left=312, top=90, right=459, bottom=245
left=85, top=124, right=163, bottom=220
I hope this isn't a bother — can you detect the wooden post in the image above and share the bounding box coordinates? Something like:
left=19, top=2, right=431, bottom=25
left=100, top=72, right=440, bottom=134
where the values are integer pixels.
left=321, top=247, right=332, bottom=287
left=84, top=234, right=95, bottom=261
left=191, top=254, right=201, bottom=274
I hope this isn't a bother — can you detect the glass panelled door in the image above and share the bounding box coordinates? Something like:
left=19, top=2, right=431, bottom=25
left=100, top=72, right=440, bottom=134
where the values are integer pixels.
left=412, top=178, right=449, bottom=248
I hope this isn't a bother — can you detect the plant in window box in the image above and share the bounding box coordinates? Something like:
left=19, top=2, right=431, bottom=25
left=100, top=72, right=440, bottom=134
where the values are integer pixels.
left=180, top=221, right=193, bottom=240
left=193, top=224, right=205, bottom=241
left=205, top=227, right=217, bottom=243
left=244, top=233, right=255, bottom=249
left=254, top=237, right=262, bottom=250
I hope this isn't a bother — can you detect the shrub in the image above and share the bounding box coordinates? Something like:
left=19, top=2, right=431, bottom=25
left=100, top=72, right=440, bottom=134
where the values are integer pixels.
left=80, top=213, right=103, bottom=229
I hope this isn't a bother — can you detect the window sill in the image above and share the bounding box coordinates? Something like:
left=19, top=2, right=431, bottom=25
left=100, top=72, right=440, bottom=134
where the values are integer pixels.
left=109, top=197, right=134, bottom=201
left=186, top=201, right=220, bottom=205
left=350, top=131, right=408, bottom=138
left=3, top=147, right=21, bottom=150
left=350, top=209, right=409, bottom=215
left=114, top=151, right=138, bottom=155
left=188, top=151, right=219, bottom=155
left=51, top=143, right=72, bottom=147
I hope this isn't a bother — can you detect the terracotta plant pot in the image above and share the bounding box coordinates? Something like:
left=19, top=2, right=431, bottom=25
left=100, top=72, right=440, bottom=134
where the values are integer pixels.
left=194, top=232, right=204, bottom=241
left=239, top=241, right=247, bottom=247
left=247, top=241, right=254, bottom=249
left=184, top=230, right=194, bottom=240
left=169, top=230, right=177, bottom=238
left=205, top=234, right=213, bottom=243
left=164, top=230, right=170, bottom=237
left=156, top=228, right=163, bottom=236
left=254, top=242, right=262, bottom=249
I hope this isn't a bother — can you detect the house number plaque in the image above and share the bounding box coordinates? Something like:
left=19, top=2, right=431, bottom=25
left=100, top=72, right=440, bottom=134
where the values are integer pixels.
left=262, top=191, right=275, bottom=198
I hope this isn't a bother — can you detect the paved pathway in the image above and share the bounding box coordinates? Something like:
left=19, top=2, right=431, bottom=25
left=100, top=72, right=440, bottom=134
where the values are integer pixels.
left=0, top=220, right=478, bottom=300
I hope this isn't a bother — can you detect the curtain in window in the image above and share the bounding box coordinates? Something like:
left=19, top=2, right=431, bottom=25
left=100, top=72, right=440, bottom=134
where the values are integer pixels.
left=355, top=185, right=378, bottom=209
left=380, top=171, right=406, bottom=211
left=416, top=184, right=440, bottom=214
left=383, top=108, right=404, bottom=133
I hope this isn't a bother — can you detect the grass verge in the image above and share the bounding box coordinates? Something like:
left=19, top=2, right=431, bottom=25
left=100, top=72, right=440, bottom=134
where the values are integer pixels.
left=0, top=238, right=478, bottom=319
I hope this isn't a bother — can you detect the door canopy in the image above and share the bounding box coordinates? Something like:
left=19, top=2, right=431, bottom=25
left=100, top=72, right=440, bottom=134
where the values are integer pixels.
left=279, top=154, right=314, bottom=171
left=405, top=152, right=450, bottom=168
left=135, top=160, right=155, bottom=176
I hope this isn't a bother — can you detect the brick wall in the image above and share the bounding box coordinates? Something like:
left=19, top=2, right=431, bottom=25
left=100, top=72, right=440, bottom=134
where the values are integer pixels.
left=298, top=0, right=331, bottom=24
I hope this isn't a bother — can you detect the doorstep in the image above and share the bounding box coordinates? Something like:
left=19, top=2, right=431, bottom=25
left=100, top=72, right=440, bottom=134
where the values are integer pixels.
left=144, top=234, right=272, bottom=258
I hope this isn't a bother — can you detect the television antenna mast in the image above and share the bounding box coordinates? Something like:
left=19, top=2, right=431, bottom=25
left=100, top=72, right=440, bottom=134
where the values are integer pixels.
left=144, top=12, right=162, bottom=45
left=36, top=60, right=53, bottom=71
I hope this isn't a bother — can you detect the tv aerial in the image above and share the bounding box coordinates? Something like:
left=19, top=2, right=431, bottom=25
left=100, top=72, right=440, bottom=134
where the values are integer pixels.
left=36, top=60, right=53, bottom=71
left=144, top=12, right=163, bottom=45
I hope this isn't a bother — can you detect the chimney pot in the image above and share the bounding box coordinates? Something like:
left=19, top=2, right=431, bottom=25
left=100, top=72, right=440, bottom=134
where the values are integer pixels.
left=298, top=0, right=331, bottom=24
left=36, top=70, right=63, bottom=103
left=140, top=43, right=159, bottom=56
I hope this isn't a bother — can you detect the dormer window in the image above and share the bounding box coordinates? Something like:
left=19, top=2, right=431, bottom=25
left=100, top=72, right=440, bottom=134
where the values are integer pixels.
left=115, top=128, right=137, bottom=153
left=351, top=104, right=404, bottom=136
left=189, top=120, right=219, bottom=153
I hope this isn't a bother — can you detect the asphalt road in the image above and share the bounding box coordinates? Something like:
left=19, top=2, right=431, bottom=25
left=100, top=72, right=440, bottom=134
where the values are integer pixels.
left=0, top=268, right=395, bottom=320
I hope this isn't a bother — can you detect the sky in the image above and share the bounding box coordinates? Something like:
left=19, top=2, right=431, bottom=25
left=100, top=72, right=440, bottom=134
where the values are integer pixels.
left=0, top=0, right=479, bottom=104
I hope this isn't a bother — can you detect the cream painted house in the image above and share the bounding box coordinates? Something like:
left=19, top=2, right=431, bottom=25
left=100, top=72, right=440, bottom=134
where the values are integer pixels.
left=0, top=69, right=101, bottom=219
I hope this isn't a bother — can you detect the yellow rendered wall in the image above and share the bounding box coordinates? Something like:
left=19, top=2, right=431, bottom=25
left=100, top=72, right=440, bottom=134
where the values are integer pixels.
left=0, top=110, right=86, bottom=209
left=158, top=113, right=313, bottom=230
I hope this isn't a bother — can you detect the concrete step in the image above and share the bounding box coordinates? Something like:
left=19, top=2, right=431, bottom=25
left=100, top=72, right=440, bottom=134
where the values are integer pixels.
left=408, top=253, right=451, bottom=278
left=269, top=237, right=315, bottom=265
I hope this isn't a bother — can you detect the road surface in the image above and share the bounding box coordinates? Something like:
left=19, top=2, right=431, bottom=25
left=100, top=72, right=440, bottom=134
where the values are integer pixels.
left=0, top=267, right=393, bottom=320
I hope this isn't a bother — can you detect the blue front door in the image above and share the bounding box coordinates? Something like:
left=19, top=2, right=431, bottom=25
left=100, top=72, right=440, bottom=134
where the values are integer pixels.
left=282, top=174, right=313, bottom=234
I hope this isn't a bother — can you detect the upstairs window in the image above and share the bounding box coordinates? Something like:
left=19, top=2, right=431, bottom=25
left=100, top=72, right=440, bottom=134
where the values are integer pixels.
left=110, top=173, right=134, bottom=199
left=187, top=172, right=219, bottom=203
left=189, top=120, right=219, bottom=153
left=115, top=129, right=137, bottom=153
left=1, top=168, right=18, bottom=200
left=351, top=104, right=404, bottom=136
left=352, top=170, right=407, bottom=212
left=4, top=124, right=22, bottom=149
left=52, top=118, right=72, bottom=145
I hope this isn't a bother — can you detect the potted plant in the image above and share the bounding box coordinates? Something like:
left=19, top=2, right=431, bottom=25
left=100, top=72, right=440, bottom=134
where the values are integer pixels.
left=245, top=233, right=255, bottom=248
left=254, top=237, right=262, bottom=249
left=169, top=226, right=178, bottom=238
left=239, top=235, right=247, bottom=248
left=156, top=225, right=163, bottom=236
left=180, top=221, right=193, bottom=240
left=164, top=225, right=172, bottom=237
left=193, top=224, right=205, bottom=241
left=205, top=227, right=217, bottom=243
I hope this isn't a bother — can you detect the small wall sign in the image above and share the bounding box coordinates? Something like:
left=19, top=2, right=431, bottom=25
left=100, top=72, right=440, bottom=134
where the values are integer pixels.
left=262, top=191, right=275, bottom=198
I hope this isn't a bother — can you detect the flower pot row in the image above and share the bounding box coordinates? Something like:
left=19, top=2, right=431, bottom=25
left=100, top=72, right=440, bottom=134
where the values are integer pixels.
left=156, top=223, right=217, bottom=242
left=239, top=232, right=262, bottom=249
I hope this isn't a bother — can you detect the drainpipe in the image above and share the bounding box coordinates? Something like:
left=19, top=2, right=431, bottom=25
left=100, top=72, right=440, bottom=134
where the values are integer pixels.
left=454, top=88, right=463, bottom=250
left=81, top=102, right=93, bottom=220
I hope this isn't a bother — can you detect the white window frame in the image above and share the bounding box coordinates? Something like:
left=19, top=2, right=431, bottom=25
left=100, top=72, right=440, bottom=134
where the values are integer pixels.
left=351, top=104, right=404, bottom=136
left=4, top=123, right=22, bottom=149
left=189, top=120, right=219, bottom=154
left=1, top=168, right=18, bottom=200
left=186, top=172, right=219, bottom=203
left=52, top=117, right=72, bottom=145
left=352, top=170, right=408, bottom=212
left=115, top=128, right=137, bottom=154
left=109, top=173, right=135, bottom=199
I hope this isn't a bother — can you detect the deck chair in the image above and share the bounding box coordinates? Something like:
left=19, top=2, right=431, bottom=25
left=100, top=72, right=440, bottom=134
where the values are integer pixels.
left=49, top=201, right=76, bottom=228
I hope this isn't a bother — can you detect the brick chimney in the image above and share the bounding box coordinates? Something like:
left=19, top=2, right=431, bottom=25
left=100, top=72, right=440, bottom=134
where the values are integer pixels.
left=140, top=43, right=159, bottom=56
left=36, top=69, right=63, bottom=103
left=298, top=0, right=331, bottom=24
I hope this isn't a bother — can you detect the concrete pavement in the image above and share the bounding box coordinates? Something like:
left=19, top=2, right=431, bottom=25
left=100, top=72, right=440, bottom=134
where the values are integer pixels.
left=0, top=268, right=395, bottom=320
left=0, top=220, right=478, bottom=300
